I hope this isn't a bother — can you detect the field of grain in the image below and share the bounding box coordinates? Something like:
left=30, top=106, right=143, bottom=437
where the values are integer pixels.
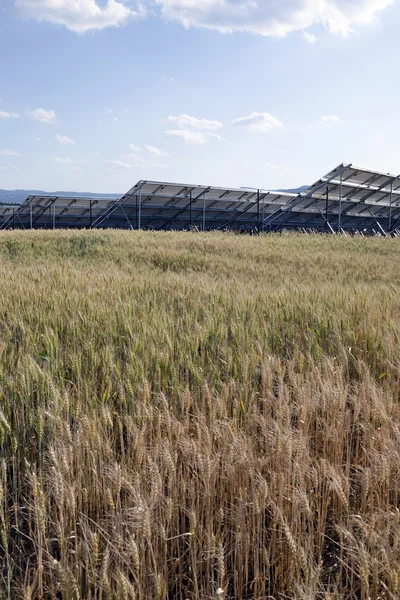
left=0, top=230, right=400, bottom=600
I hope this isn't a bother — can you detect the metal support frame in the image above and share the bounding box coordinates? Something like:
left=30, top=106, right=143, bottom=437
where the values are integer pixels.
left=1, top=201, right=27, bottom=230
left=325, top=186, right=329, bottom=232
left=91, top=182, right=146, bottom=229
left=6, top=197, right=58, bottom=230
left=121, top=205, right=134, bottom=230
left=389, top=182, right=393, bottom=231
left=138, top=190, right=142, bottom=230
left=202, top=191, right=258, bottom=231
left=262, top=193, right=267, bottom=232
left=309, top=197, right=335, bottom=233
left=386, top=198, right=400, bottom=232
left=337, top=172, right=343, bottom=233
left=216, top=198, right=259, bottom=231
left=159, top=187, right=210, bottom=230
left=3, top=197, right=56, bottom=230
left=350, top=215, right=385, bottom=233
left=140, top=186, right=197, bottom=228
left=365, top=206, right=387, bottom=236
left=262, top=163, right=352, bottom=232
left=33, top=198, right=58, bottom=229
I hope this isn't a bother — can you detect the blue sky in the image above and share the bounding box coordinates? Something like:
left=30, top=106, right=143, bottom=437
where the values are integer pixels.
left=0, top=0, right=399, bottom=193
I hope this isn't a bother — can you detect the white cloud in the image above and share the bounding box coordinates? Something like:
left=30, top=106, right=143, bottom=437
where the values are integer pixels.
left=71, top=166, right=83, bottom=172
left=129, top=144, right=141, bottom=151
left=13, top=0, right=393, bottom=37
left=27, top=108, right=56, bottom=124
left=151, top=163, right=168, bottom=169
left=0, top=109, right=20, bottom=119
left=54, top=156, right=72, bottom=164
left=128, top=153, right=145, bottom=162
left=112, top=116, right=120, bottom=121
left=56, top=134, right=75, bottom=144
left=231, top=112, right=284, bottom=133
left=207, top=133, right=224, bottom=141
left=35, top=137, right=43, bottom=141
left=0, top=149, right=21, bottom=157
left=165, top=129, right=210, bottom=144
left=302, top=30, right=317, bottom=43
left=162, top=114, right=223, bottom=131
left=15, top=0, right=145, bottom=33
left=318, top=115, right=341, bottom=127
left=104, top=159, right=134, bottom=169
left=106, top=149, right=167, bottom=171
left=154, top=0, right=392, bottom=37
left=0, top=165, right=18, bottom=171
left=145, top=145, right=169, bottom=157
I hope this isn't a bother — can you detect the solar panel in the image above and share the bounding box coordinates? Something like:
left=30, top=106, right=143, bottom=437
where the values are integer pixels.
left=0, top=195, right=119, bottom=230
left=0, top=205, right=18, bottom=228
left=3, top=163, right=400, bottom=234
left=90, top=180, right=297, bottom=231
left=262, top=163, right=400, bottom=234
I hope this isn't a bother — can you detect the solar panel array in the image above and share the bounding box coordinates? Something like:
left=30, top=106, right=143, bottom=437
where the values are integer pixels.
left=0, top=196, right=119, bottom=230
left=90, top=182, right=295, bottom=231
left=2, top=162, right=400, bottom=234
left=0, top=205, right=19, bottom=229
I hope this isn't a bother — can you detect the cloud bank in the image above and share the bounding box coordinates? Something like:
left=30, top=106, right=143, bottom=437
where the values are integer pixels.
left=231, top=112, right=283, bottom=133
left=154, top=0, right=393, bottom=37
left=14, top=0, right=393, bottom=35
left=15, top=0, right=145, bottom=33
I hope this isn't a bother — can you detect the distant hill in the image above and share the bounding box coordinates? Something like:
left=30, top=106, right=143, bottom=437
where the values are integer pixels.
left=0, top=189, right=121, bottom=205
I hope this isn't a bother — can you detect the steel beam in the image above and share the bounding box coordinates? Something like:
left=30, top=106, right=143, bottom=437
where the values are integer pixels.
left=337, top=172, right=343, bottom=233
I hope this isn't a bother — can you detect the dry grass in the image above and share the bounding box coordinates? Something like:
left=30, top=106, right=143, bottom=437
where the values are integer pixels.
left=0, top=230, right=400, bottom=599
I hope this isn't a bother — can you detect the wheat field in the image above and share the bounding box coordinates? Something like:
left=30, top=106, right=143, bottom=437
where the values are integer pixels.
left=0, top=230, right=399, bottom=600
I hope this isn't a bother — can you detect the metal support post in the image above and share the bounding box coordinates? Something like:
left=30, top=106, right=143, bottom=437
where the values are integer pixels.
left=202, top=193, right=206, bottom=231
left=325, top=186, right=329, bottom=232
left=89, top=200, right=93, bottom=229
left=121, top=206, right=134, bottom=230
left=189, top=191, right=192, bottom=229
left=338, top=173, right=343, bottom=233
left=262, top=194, right=266, bottom=232
left=257, top=189, right=260, bottom=233
left=309, top=197, right=335, bottom=233
left=138, top=191, right=142, bottom=230
left=52, top=203, right=56, bottom=229
left=389, top=182, right=393, bottom=232
left=12, top=208, right=15, bottom=230
left=30, top=201, right=33, bottom=230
